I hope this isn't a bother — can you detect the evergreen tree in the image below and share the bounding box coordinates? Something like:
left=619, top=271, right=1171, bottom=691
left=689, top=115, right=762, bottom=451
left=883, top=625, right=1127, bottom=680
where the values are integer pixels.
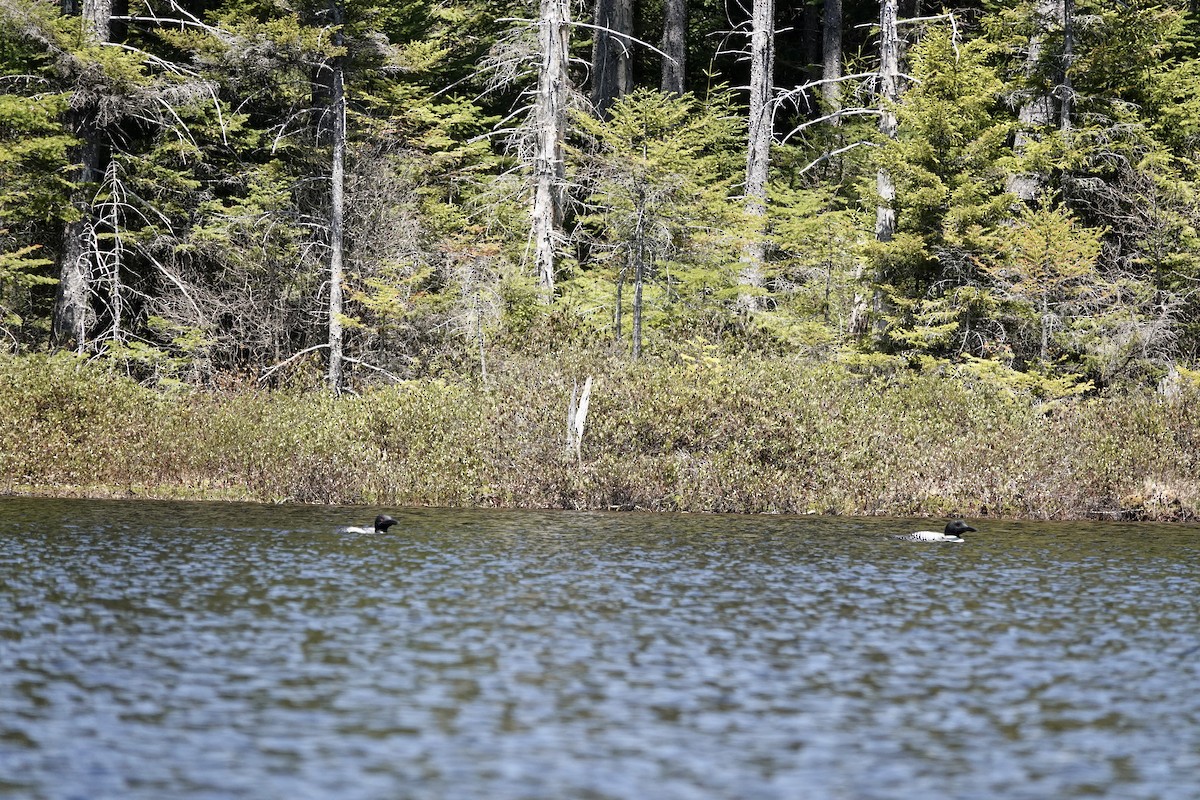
left=0, top=5, right=74, bottom=342
left=866, top=27, right=1012, bottom=359
left=568, top=88, right=744, bottom=355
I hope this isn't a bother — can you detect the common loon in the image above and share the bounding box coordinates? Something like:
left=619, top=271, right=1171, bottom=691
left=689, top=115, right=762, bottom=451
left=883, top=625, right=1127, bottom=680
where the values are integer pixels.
left=899, top=519, right=976, bottom=542
left=341, top=514, right=398, bottom=534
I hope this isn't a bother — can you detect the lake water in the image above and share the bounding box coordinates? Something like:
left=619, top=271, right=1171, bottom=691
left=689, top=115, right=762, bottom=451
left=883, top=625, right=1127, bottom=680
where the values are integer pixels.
left=1, top=498, right=1198, bottom=800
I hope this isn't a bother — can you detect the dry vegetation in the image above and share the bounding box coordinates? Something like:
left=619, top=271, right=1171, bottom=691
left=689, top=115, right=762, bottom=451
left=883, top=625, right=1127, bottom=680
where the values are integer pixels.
left=2, top=352, right=1198, bottom=521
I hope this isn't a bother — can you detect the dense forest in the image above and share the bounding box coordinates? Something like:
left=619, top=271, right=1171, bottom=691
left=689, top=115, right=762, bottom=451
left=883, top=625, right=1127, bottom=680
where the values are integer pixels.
left=3, top=0, right=1200, bottom=398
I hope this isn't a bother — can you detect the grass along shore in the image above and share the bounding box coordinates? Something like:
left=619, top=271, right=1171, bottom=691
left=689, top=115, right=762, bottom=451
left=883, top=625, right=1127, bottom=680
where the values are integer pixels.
left=2, top=352, right=1198, bottom=521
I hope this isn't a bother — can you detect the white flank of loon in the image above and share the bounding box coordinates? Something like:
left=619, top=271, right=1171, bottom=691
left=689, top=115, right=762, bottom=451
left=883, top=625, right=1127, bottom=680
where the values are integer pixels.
left=899, top=519, right=976, bottom=542
left=341, top=514, right=398, bottom=534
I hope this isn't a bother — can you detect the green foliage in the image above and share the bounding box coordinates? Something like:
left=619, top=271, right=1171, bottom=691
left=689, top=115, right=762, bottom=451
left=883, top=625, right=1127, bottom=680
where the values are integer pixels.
left=870, top=28, right=1012, bottom=292
left=0, top=60, right=74, bottom=342
left=0, top=93, right=75, bottom=222
left=566, top=88, right=745, bottom=347
left=0, top=237, right=57, bottom=329
left=979, top=201, right=1109, bottom=371
left=2, top=0, right=1200, bottom=394
left=955, top=355, right=1092, bottom=404
left=760, top=181, right=864, bottom=352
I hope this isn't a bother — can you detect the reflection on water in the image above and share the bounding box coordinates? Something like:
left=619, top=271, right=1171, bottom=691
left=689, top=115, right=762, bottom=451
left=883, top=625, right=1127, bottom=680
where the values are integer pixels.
left=1, top=498, right=1198, bottom=799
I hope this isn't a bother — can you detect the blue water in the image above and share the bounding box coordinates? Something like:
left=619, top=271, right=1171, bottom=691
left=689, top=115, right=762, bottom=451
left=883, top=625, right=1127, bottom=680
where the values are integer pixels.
left=1, top=498, right=1198, bottom=799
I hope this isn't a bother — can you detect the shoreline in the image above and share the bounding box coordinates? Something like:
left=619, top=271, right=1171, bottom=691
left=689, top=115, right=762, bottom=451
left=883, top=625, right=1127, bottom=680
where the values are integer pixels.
left=1, top=484, right=1192, bottom=524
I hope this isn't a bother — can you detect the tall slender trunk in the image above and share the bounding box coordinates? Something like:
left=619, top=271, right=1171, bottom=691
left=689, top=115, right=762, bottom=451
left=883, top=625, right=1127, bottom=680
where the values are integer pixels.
left=875, top=0, right=899, bottom=244
left=1040, top=292, right=1050, bottom=363
left=803, top=1, right=821, bottom=81
left=614, top=265, right=625, bottom=342
left=54, top=144, right=102, bottom=350
left=851, top=0, right=901, bottom=339
left=660, top=0, right=687, bottom=95
left=1059, top=0, right=1073, bottom=134
left=632, top=189, right=646, bottom=360
left=74, top=0, right=111, bottom=39
left=591, top=0, right=632, bottom=116
left=327, top=17, right=347, bottom=393
left=533, top=0, right=570, bottom=297
left=822, top=0, right=842, bottom=115
left=741, top=0, right=775, bottom=303
left=52, top=0, right=112, bottom=350
left=1007, top=0, right=1059, bottom=201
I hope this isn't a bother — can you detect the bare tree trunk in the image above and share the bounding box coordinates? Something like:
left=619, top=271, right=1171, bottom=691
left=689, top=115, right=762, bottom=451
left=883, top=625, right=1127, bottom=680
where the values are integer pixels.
left=591, top=0, right=633, bottom=115
left=614, top=263, right=625, bottom=342
left=851, top=0, right=901, bottom=339
left=661, top=0, right=687, bottom=95
left=1040, top=293, right=1050, bottom=364
left=1007, top=0, right=1059, bottom=201
left=566, top=375, right=592, bottom=462
left=633, top=195, right=643, bottom=357
left=78, top=0, right=111, bottom=38
left=327, top=15, right=347, bottom=393
left=1059, top=0, right=1073, bottom=134
left=632, top=188, right=646, bottom=359
left=52, top=0, right=112, bottom=350
left=741, top=0, right=775, bottom=304
left=875, top=0, right=899, bottom=244
left=54, top=147, right=101, bottom=350
left=822, top=0, right=842, bottom=115
left=803, top=0, right=821, bottom=80
left=533, top=0, right=570, bottom=297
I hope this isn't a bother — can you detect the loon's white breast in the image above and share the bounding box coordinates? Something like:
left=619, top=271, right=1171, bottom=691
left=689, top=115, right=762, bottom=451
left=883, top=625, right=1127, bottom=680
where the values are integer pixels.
left=340, top=514, right=398, bottom=534
left=901, top=530, right=964, bottom=542
left=898, top=520, right=976, bottom=542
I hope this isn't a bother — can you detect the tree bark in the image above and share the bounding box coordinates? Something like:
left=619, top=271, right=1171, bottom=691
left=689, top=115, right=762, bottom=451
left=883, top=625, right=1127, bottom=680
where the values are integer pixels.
left=660, top=0, right=687, bottom=96
left=614, top=264, right=625, bottom=342
left=852, top=0, right=901, bottom=340
left=326, top=8, right=347, bottom=393
left=591, top=0, right=633, bottom=116
left=741, top=0, right=775, bottom=302
left=533, top=0, right=570, bottom=297
left=803, top=0, right=821, bottom=81
left=821, top=0, right=842, bottom=115
left=1007, top=0, right=1059, bottom=201
left=52, top=0, right=113, bottom=350
left=875, top=0, right=899, bottom=244
left=632, top=188, right=646, bottom=359
left=60, top=0, right=111, bottom=38
left=1059, top=0, right=1073, bottom=133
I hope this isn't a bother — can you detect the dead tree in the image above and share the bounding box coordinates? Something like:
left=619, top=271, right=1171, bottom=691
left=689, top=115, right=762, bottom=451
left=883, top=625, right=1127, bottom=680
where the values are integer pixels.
left=822, top=0, right=842, bottom=115
left=875, top=0, right=900, bottom=244
left=52, top=0, right=113, bottom=350
left=1008, top=0, right=1065, bottom=201
left=532, top=0, right=571, bottom=297
left=741, top=0, right=775, bottom=303
left=326, top=2, right=348, bottom=392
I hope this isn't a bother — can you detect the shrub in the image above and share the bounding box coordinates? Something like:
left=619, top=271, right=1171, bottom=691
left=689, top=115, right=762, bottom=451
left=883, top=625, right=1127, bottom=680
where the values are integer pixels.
left=1, top=351, right=1197, bottom=520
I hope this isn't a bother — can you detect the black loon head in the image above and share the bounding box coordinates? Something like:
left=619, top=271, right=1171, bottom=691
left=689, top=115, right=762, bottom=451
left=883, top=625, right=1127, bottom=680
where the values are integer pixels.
left=945, top=519, right=977, bottom=536
left=374, top=514, right=398, bottom=533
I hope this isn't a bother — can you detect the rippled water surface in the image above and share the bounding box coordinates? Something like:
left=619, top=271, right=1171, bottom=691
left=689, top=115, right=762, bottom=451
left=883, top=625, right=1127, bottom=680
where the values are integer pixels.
left=1, top=498, right=1198, bottom=799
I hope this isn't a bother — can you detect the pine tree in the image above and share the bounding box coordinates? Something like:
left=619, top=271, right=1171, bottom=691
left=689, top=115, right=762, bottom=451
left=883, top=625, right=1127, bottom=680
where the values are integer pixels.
left=569, top=89, right=743, bottom=356
left=866, top=26, right=1012, bottom=359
